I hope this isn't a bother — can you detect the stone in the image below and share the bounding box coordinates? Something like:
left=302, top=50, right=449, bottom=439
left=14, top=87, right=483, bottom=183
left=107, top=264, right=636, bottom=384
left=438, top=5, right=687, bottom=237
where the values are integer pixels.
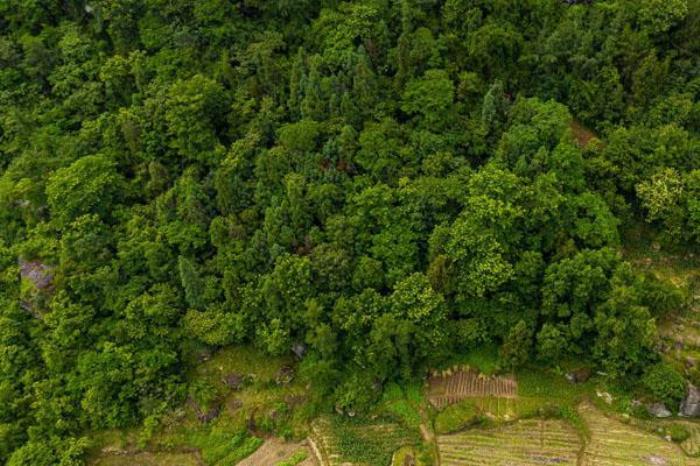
left=19, top=259, right=54, bottom=290
left=596, top=390, right=613, bottom=404
left=680, top=385, right=700, bottom=417
left=291, top=342, right=306, bottom=359
left=223, top=373, right=243, bottom=390
left=565, top=367, right=592, bottom=384
left=647, top=402, right=672, bottom=418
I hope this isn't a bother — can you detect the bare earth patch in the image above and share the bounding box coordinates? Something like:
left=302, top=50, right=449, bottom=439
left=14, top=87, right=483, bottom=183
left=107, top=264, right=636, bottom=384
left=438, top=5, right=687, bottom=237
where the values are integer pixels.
left=237, top=437, right=315, bottom=466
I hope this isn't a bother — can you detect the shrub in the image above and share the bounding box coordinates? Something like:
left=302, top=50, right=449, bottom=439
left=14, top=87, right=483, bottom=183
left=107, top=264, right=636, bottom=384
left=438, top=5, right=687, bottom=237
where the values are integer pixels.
left=667, top=424, right=690, bottom=443
left=642, top=363, right=686, bottom=408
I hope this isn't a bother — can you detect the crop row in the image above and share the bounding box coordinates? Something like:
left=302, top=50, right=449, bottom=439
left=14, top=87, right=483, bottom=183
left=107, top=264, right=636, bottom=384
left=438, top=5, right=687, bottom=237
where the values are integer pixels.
left=437, top=419, right=579, bottom=466
left=428, top=367, right=517, bottom=409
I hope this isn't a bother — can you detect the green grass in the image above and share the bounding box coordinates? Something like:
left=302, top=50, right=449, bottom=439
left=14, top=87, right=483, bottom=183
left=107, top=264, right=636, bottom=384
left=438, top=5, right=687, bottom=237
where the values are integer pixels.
left=434, top=399, right=480, bottom=434
left=428, top=366, right=593, bottom=438
left=517, top=368, right=588, bottom=403
left=185, top=428, right=263, bottom=465
left=274, top=450, right=308, bottom=466
left=443, top=344, right=501, bottom=375
left=379, top=382, right=424, bottom=429
left=189, top=345, right=294, bottom=393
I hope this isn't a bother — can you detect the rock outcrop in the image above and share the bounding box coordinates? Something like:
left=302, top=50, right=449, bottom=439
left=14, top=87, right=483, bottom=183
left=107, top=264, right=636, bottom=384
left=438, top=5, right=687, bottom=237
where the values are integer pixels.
left=680, top=385, right=700, bottom=417
left=647, top=403, right=672, bottom=418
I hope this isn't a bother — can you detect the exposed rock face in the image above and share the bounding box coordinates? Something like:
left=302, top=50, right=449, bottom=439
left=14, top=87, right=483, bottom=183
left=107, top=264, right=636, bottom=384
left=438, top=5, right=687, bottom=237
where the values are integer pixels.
left=19, top=259, right=55, bottom=318
left=647, top=403, right=672, bottom=418
left=19, top=259, right=54, bottom=290
left=292, top=342, right=306, bottom=359
left=680, top=385, right=700, bottom=417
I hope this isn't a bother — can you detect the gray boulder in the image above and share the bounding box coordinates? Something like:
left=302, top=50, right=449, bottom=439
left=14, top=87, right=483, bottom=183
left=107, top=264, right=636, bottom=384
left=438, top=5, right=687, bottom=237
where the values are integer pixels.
left=680, top=385, right=700, bottom=417
left=647, top=402, right=672, bottom=418
left=19, top=259, right=54, bottom=290
left=565, top=367, right=592, bottom=384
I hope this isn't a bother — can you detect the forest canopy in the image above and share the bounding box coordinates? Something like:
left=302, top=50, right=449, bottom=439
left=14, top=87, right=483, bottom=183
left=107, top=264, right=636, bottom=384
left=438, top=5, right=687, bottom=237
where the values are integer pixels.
left=0, top=0, right=699, bottom=463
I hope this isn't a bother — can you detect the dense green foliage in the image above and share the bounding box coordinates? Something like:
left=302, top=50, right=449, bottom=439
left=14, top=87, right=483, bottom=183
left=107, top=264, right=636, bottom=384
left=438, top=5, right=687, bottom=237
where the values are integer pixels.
left=642, top=362, right=687, bottom=407
left=1, top=0, right=699, bottom=463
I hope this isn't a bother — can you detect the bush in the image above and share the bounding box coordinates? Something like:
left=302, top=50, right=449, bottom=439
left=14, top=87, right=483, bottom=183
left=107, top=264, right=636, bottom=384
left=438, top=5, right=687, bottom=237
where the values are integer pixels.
left=667, top=424, right=690, bottom=443
left=642, top=363, right=686, bottom=408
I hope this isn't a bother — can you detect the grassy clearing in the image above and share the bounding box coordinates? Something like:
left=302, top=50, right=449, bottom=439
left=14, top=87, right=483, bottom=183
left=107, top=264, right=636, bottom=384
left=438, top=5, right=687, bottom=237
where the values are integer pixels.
left=440, top=344, right=501, bottom=375
left=379, top=382, right=424, bottom=430
left=189, top=345, right=295, bottom=393
left=437, top=418, right=581, bottom=466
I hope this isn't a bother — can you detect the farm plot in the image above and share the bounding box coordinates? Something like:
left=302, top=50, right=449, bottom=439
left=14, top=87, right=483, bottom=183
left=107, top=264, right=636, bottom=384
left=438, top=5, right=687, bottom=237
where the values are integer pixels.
left=310, top=416, right=419, bottom=466
left=437, top=418, right=580, bottom=466
left=90, top=451, right=202, bottom=466
left=680, top=422, right=700, bottom=457
left=579, top=402, right=697, bottom=466
left=428, top=366, right=517, bottom=409
left=237, top=438, right=314, bottom=466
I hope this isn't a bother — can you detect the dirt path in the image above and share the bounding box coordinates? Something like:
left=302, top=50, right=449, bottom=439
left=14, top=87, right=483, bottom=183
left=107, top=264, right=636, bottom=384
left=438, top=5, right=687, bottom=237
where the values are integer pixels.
left=237, top=437, right=314, bottom=466
left=418, top=405, right=440, bottom=465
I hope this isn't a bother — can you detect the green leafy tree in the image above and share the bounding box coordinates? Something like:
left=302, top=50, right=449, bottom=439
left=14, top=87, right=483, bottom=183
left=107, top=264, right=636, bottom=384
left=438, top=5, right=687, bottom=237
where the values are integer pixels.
left=46, top=155, right=122, bottom=227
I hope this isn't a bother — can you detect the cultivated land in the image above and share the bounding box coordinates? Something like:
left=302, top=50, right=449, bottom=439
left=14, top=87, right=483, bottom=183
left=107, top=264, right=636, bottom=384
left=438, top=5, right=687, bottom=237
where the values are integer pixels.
left=88, top=335, right=700, bottom=466
left=236, top=438, right=314, bottom=466
left=427, top=366, right=517, bottom=409
left=90, top=452, right=202, bottom=466
left=579, top=402, right=695, bottom=466
left=310, top=416, right=420, bottom=466
left=437, top=419, right=580, bottom=466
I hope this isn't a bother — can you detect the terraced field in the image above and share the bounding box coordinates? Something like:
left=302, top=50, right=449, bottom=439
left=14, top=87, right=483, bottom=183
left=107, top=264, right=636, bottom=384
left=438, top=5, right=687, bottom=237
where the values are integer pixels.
left=437, top=419, right=580, bottom=466
left=579, top=403, right=696, bottom=466
left=310, top=417, right=418, bottom=466
left=428, top=367, right=517, bottom=409
left=680, top=422, right=700, bottom=457
left=237, top=438, right=314, bottom=466
left=90, top=451, right=202, bottom=466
